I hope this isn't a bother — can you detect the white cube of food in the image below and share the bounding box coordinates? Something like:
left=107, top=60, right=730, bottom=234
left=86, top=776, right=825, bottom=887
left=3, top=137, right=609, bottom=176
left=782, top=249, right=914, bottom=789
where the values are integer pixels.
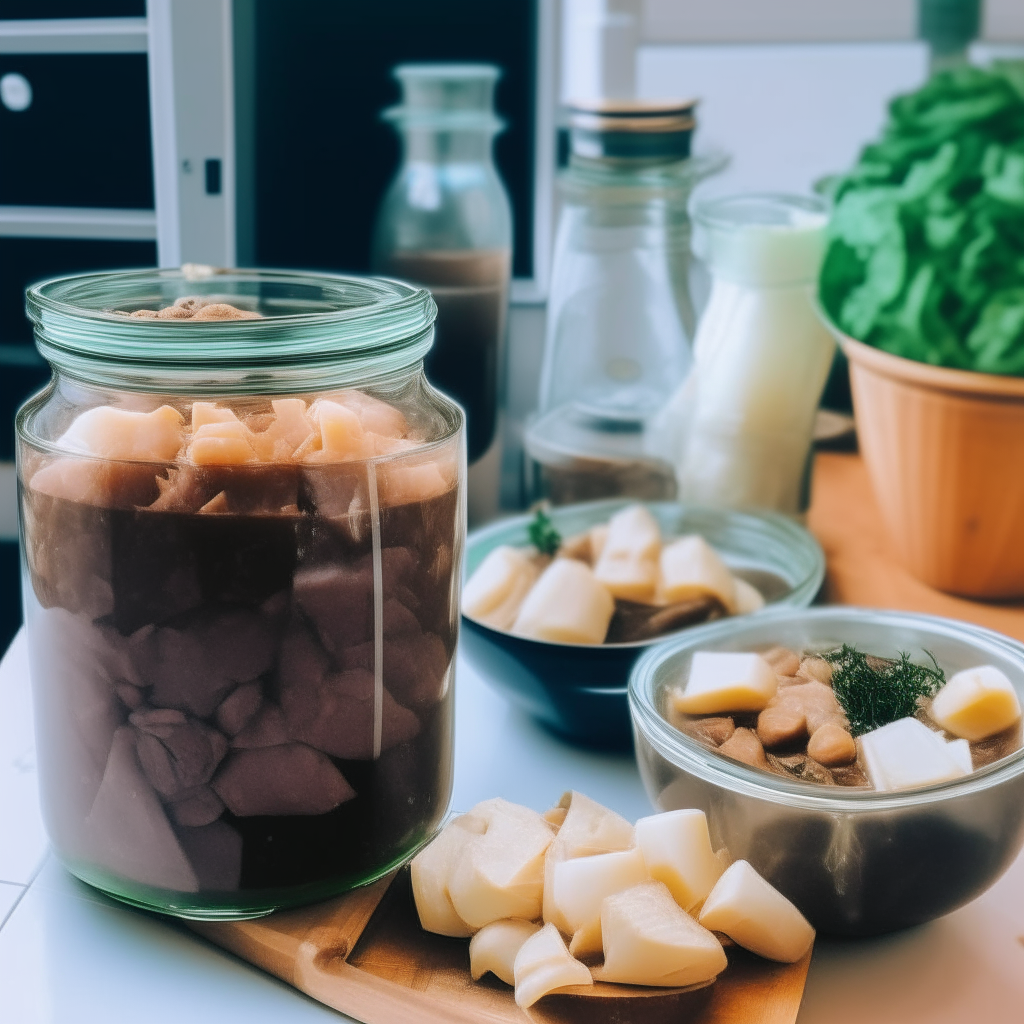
left=470, top=919, right=541, bottom=986
left=542, top=791, right=635, bottom=933
left=568, top=916, right=604, bottom=958
left=462, top=546, right=541, bottom=631
left=60, top=404, right=185, bottom=462
left=859, top=717, right=970, bottom=792
left=929, top=665, right=1022, bottom=742
left=512, top=559, right=614, bottom=645
left=733, top=576, right=765, bottom=614
left=635, top=809, right=723, bottom=911
left=410, top=811, right=487, bottom=937
left=658, top=536, right=737, bottom=612
left=447, top=798, right=554, bottom=929
left=596, top=881, right=727, bottom=988
left=593, top=505, right=662, bottom=601
left=513, top=923, right=593, bottom=1008
left=672, top=651, right=778, bottom=715
left=945, top=737, right=973, bottom=774
left=550, top=846, right=647, bottom=938
left=698, top=860, right=814, bottom=963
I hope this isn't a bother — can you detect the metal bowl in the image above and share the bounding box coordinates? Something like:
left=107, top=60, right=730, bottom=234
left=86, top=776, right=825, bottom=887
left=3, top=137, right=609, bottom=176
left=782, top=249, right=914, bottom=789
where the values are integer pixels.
left=461, top=499, right=824, bottom=749
left=629, top=606, right=1024, bottom=936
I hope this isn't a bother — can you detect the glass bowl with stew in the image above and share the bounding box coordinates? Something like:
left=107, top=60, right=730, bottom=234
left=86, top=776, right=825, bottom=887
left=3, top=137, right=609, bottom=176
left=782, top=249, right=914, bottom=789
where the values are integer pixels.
left=629, top=606, right=1024, bottom=936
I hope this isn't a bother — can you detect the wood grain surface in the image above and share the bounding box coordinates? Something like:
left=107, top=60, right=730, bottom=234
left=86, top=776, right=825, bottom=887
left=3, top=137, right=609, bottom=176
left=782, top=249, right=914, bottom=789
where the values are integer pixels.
left=192, top=869, right=811, bottom=1024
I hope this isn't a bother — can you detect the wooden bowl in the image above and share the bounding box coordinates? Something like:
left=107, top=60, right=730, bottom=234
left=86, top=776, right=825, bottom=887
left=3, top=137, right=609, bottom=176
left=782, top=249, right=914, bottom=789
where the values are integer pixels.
left=840, top=333, right=1024, bottom=598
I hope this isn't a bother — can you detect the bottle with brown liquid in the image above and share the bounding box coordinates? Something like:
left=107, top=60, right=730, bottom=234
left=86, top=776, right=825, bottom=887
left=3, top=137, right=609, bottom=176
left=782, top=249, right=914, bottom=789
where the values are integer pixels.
left=373, top=64, right=512, bottom=467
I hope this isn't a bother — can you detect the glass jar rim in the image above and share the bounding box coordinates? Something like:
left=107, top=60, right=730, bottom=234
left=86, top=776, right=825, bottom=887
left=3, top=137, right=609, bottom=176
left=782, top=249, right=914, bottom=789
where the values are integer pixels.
left=26, top=267, right=438, bottom=395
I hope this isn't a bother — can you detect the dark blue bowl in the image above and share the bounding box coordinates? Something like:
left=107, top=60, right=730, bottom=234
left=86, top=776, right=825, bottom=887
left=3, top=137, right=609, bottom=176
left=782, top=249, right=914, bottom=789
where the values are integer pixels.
left=461, top=500, right=824, bottom=749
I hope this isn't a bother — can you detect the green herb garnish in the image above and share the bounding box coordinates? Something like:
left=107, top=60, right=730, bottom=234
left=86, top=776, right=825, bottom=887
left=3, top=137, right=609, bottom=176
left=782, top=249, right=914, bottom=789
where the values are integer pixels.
left=527, top=508, right=562, bottom=556
left=823, top=644, right=945, bottom=737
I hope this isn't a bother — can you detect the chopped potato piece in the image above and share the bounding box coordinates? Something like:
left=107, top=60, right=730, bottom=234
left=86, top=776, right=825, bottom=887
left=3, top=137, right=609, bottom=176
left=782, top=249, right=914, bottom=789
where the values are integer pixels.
left=542, top=791, right=634, bottom=933
left=596, top=881, right=727, bottom=987
left=589, top=523, right=609, bottom=562
left=188, top=420, right=259, bottom=465
left=190, top=402, right=238, bottom=430
left=658, top=535, right=736, bottom=612
left=929, top=665, right=1022, bottom=742
left=463, top=546, right=540, bottom=631
left=381, top=460, right=452, bottom=505
left=859, top=717, right=970, bottom=792
left=635, top=808, right=723, bottom=911
left=550, top=846, right=647, bottom=938
left=732, top=576, right=765, bottom=614
left=593, top=505, right=662, bottom=602
left=410, top=811, right=487, bottom=937
left=513, top=923, right=593, bottom=1009
left=698, top=860, right=814, bottom=963
left=59, top=404, right=184, bottom=462
left=447, top=798, right=554, bottom=930
left=470, top=919, right=541, bottom=985
left=335, top=389, right=409, bottom=438
left=311, top=399, right=367, bottom=459
left=672, top=651, right=778, bottom=714
left=512, top=559, right=614, bottom=645
left=568, top=916, right=604, bottom=958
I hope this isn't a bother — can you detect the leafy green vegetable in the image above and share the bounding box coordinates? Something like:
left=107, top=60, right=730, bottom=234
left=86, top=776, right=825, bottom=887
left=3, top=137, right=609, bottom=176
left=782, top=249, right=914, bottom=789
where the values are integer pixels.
left=820, top=62, right=1024, bottom=375
left=527, top=508, right=561, bottom=556
left=823, top=645, right=945, bottom=737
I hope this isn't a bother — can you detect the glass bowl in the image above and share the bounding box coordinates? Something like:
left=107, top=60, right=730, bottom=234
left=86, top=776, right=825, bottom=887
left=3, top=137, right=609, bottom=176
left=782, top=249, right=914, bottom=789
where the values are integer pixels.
left=461, top=499, right=824, bottom=748
left=629, top=606, right=1024, bottom=935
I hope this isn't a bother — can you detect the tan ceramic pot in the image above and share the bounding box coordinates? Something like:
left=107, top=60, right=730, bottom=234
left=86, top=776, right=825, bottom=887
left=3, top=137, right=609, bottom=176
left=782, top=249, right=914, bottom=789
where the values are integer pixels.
left=841, top=334, right=1024, bottom=599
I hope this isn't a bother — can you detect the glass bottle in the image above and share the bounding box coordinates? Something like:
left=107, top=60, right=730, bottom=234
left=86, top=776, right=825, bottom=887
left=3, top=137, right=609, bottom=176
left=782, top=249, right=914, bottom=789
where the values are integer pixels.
left=667, top=194, right=835, bottom=515
left=18, top=267, right=464, bottom=919
left=525, top=100, right=724, bottom=504
left=373, top=64, right=512, bottom=467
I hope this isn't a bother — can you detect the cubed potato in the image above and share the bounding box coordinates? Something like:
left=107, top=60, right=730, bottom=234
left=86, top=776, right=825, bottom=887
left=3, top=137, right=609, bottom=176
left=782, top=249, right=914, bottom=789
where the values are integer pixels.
left=447, top=798, right=554, bottom=929
left=596, top=880, right=727, bottom=987
left=59, top=404, right=185, bottom=462
left=929, top=665, right=1022, bottom=742
left=635, top=808, right=723, bottom=911
left=190, top=402, right=238, bottom=430
left=542, top=791, right=635, bottom=933
left=512, top=559, right=614, bottom=645
left=593, top=505, right=662, bottom=602
left=513, top=923, right=592, bottom=1008
left=336, top=389, right=409, bottom=438
left=733, top=576, right=765, bottom=614
left=380, top=460, right=452, bottom=505
left=470, top=919, right=541, bottom=985
left=698, top=860, right=814, bottom=963
left=671, top=651, right=778, bottom=714
left=550, top=846, right=648, bottom=938
left=462, top=546, right=541, bottom=631
left=311, top=399, right=367, bottom=459
left=188, top=420, right=259, bottom=465
left=859, top=716, right=970, bottom=792
left=410, top=811, right=487, bottom=937
left=658, top=535, right=736, bottom=612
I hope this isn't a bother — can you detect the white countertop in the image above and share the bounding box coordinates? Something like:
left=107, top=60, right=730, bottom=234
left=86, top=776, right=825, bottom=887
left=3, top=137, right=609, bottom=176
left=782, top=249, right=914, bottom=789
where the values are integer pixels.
left=1, top=628, right=1023, bottom=1023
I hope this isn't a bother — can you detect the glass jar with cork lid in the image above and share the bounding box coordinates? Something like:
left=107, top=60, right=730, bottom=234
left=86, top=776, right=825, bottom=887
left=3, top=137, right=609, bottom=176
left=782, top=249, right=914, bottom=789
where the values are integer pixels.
left=17, top=267, right=464, bottom=919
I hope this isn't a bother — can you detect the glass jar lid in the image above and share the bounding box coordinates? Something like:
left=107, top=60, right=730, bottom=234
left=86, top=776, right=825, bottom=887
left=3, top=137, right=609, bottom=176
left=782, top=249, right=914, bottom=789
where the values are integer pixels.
left=26, top=267, right=437, bottom=395
left=567, top=98, right=697, bottom=162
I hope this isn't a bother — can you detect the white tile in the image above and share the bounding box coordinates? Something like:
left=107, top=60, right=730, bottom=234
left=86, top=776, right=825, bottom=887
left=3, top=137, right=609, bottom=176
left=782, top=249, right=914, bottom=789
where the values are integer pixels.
left=0, top=879, right=347, bottom=1024
left=0, top=880, right=25, bottom=926
left=0, top=631, right=49, bottom=884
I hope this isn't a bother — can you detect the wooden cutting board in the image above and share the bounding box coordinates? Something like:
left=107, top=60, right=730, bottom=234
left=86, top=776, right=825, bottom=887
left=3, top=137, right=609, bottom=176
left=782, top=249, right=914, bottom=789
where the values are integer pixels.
left=190, top=868, right=812, bottom=1024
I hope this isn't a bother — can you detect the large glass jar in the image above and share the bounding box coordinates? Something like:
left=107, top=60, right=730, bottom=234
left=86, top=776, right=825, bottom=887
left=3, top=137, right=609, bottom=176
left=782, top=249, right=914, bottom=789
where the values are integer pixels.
left=17, top=269, right=464, bottom=919
left=372, top=64, right=512, bottom=468
left=525, top=100, right=725, bottom=504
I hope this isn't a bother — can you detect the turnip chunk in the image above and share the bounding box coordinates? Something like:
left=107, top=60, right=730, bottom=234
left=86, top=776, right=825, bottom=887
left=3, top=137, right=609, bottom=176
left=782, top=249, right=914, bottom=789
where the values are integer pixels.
left=732, top=576, right=765, bottom=614
left=698, top=860, right=814, bottom=963
left=513, top=923, right=593, bottom=1009
left=635, top=809, right=723, bottom=911
left=462, top=546, right=541, bottom=631
left=59, top=404, right=184, bottom=462
left=671, top=651, right=779, bottom=715
left=595, top=881, right=726, bottom=987
left=550, top=846, right=648, bottom=951
left=470, top=919, right=541, bottom=985
left=410, top=811, right=487, bottom=937
left=658, top=535, right=737, bottom=612
left=542, top=791, right=635, bottom=934
left=859, top=717, right=970, bottom=792
left=447, top=798, right=554, bottom=930
left=929, top=665, right=1022, bottom=742
left=512, top=559, right=614, bottom=645
left=593, top=504, right=662, bottom=601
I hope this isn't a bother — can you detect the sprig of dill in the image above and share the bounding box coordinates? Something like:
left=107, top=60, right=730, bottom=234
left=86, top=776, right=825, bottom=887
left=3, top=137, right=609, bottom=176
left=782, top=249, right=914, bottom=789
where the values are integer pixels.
left=527, top=508, right=562, bottom=556
left=823, top=644, right=945, bottom=737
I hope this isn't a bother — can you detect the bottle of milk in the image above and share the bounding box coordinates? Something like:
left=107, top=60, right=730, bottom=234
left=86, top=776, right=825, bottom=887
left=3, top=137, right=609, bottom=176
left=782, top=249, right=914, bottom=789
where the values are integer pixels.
left=655, top=194, right=834, bottom=515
